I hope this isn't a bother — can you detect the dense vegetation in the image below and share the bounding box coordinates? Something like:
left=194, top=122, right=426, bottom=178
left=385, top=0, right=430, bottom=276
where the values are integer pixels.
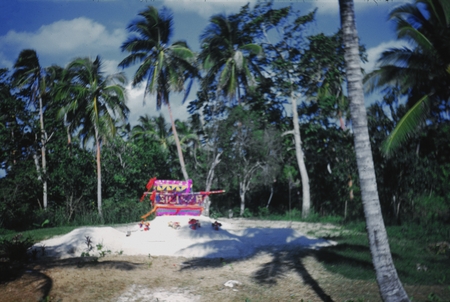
left=0, top=1, right=449, bottom=235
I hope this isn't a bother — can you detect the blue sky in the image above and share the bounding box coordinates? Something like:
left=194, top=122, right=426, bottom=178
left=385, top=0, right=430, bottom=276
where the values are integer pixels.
left=0, top=0, right=412, bottom=125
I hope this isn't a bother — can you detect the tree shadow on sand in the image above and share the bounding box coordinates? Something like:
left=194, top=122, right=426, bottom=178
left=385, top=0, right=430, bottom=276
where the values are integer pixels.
left=177, top=226, right=339, bottom=301
left=178, top=227, right=381, bottom=302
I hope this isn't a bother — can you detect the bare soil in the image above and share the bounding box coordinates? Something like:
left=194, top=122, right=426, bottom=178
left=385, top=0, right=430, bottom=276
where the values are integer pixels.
left=1, top=220, right=448, bottom=301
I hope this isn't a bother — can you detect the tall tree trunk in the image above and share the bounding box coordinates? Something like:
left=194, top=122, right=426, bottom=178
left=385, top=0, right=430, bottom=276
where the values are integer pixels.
left=94, top=126, right=103, bottom=222
left=38, top=95, right=48, bottom=210
left=291, top=91, right=311, bottom=219
left=266, top=184, right=274, bottom=208
left=339, top=0, right=409, bottom=301
left=203, top=152, right=222, bottom=217
left=239, top=181, right=246, bottom=216
left=167, top=101, right=189, bottom=181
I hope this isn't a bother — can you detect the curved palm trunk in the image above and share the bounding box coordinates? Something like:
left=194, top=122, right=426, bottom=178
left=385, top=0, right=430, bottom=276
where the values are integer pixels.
left=339, top=0, right=409, bottom=301
left=291, top=91, right=311, bottom=219
left=94, top=126, right=103, bottom=222
left=166, top=101, right=189, bottom=181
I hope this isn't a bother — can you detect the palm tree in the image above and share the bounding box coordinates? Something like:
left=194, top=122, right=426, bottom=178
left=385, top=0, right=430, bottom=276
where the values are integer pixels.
left=174, top=119, right=200, bottom=160
left=12, top=49, right=51, bottom=210
left=119, top=6, right=197, bottom=181
left=339, top=0, right=410, bottom=301
left=199, top=13, right=262, bottom=106
left=57, top=56, right=128, bottom=221
left=364, top=0, right=450, bottom=156
left=131, top=114, right=175, bottom=153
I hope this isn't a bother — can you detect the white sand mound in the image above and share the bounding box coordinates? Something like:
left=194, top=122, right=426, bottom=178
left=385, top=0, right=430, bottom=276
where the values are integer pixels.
left=34, top=216, right=336, bottom=259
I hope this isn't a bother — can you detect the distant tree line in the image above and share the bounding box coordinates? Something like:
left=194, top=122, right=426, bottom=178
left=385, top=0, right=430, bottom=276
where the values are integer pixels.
left=0, top=0, right=448, bottom=232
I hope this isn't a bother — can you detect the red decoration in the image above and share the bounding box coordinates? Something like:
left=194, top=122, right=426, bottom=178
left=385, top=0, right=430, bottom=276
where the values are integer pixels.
left=212, top=221, right=222, bottom=231
left=146, top=177, right=157, bottom=190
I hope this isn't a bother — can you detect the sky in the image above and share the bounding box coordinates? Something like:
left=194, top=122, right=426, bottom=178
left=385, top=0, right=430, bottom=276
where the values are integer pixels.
left=0, top=0, right=412, bottom=126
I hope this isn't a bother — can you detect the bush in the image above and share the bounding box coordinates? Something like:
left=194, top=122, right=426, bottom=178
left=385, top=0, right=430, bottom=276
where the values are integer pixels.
left=0, top=233, right=34, bottom=262
left=258, top=206, right=270, bottom=217
left=242, top=208, right=253, bottom=218
left=209, top=208, right=224, bottom=219
left=415, top=194, right=450, bottom=224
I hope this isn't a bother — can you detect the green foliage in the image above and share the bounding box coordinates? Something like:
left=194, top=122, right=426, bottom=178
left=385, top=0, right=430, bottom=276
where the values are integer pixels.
left=364, top=0, right=450, bottom=156
left=0, top=233, right=34, bottom=262
left=0, top=2, right=450, bottom=242
left=415, top=194, right=450, bottom=224
left=209, top=208, right=225, bottom=219
left=242, top=208, right=253, bottom=218
left=258, top=206, right=270, bottom=218
left=102, top=198, right=149, bottom=224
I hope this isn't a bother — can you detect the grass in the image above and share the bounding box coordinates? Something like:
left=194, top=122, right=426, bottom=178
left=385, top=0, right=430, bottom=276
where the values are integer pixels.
left=0, top=226, right=79, bottom=242
left=313, top=221, right=450, bottom=287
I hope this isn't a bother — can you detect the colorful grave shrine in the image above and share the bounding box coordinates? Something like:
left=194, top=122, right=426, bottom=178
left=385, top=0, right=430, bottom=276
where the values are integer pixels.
left=140, top=177, right=224, bottom=219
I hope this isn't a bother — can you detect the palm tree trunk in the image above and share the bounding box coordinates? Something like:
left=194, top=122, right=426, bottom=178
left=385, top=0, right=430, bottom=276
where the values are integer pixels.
left=166, top=101, right=189, bottom=181
left=291, top=91, right=311, bottom=219
left=38, top=95, right=48, bottom=210
left=94, top=126, right=103, bottom=222
left=339, top=0, right=409, bottom=301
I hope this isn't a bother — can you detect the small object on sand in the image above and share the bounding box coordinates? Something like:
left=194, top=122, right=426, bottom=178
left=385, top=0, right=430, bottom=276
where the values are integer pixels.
left=168, top=221, right=180, bottom=229
left=224, top=280, right=241, bottom=288
left=126, top=231, right=131, bottom=237
left=188, top=219, right=201, bottom=230
left=144, top=221, right=150, bottom=231
left=212, top=221, right=222, bottom=231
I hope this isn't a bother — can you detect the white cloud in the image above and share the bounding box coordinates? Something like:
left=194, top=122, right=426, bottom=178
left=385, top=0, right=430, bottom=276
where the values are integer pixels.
left=0, top=17, right=126, bottom=65
left=0, top=53, right=13, bottom=69
left=362, top=39, right=410, bottom=74
left=102, top=59, right=122, bottom=76
left=126, top=83, right=191, bottom=127
left=161, top=0, right=255, bottom=18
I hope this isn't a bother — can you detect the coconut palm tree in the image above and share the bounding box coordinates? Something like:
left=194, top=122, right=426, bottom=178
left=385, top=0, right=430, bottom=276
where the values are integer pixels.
left=57, top=56, right=128, bottom=221
left=364, top=0, right=450, bottom=156
left=12, top=49, right=51, bottom=210
left=199, top=13, right=262, bottom=106
left=339, top=0, right=410, bottom=301
left=174, top=119, right=200, bottom=160
left=131, top=114, right=175, bottom=153
left=119, top=6, right=197, bottom=181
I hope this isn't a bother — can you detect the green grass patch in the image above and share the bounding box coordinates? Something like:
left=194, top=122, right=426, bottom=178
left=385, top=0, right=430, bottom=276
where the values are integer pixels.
left=0, top=226, right=79, bottom=243
left=315, top=222, right=450, bottom=286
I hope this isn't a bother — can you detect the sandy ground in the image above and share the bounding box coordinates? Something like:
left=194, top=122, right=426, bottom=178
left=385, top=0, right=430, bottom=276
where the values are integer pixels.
left=20, top=216, right=344, bottom=301
left=32, top=216, right=339, bottom=259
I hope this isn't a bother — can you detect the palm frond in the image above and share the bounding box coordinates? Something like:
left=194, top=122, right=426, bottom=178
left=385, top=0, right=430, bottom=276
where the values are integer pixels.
left=239, top=43, right=263, bottom=56
left=382, top=94, right=429, bottom=156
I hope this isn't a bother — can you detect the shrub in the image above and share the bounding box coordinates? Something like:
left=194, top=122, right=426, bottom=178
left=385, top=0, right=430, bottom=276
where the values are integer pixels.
left=415, top=194, right=450, bottom=224
left=242, top=208, right=253, bottom=218
left=0, top=233, right=34, bottom=262
left=258, top=206, right=270, bottom=217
